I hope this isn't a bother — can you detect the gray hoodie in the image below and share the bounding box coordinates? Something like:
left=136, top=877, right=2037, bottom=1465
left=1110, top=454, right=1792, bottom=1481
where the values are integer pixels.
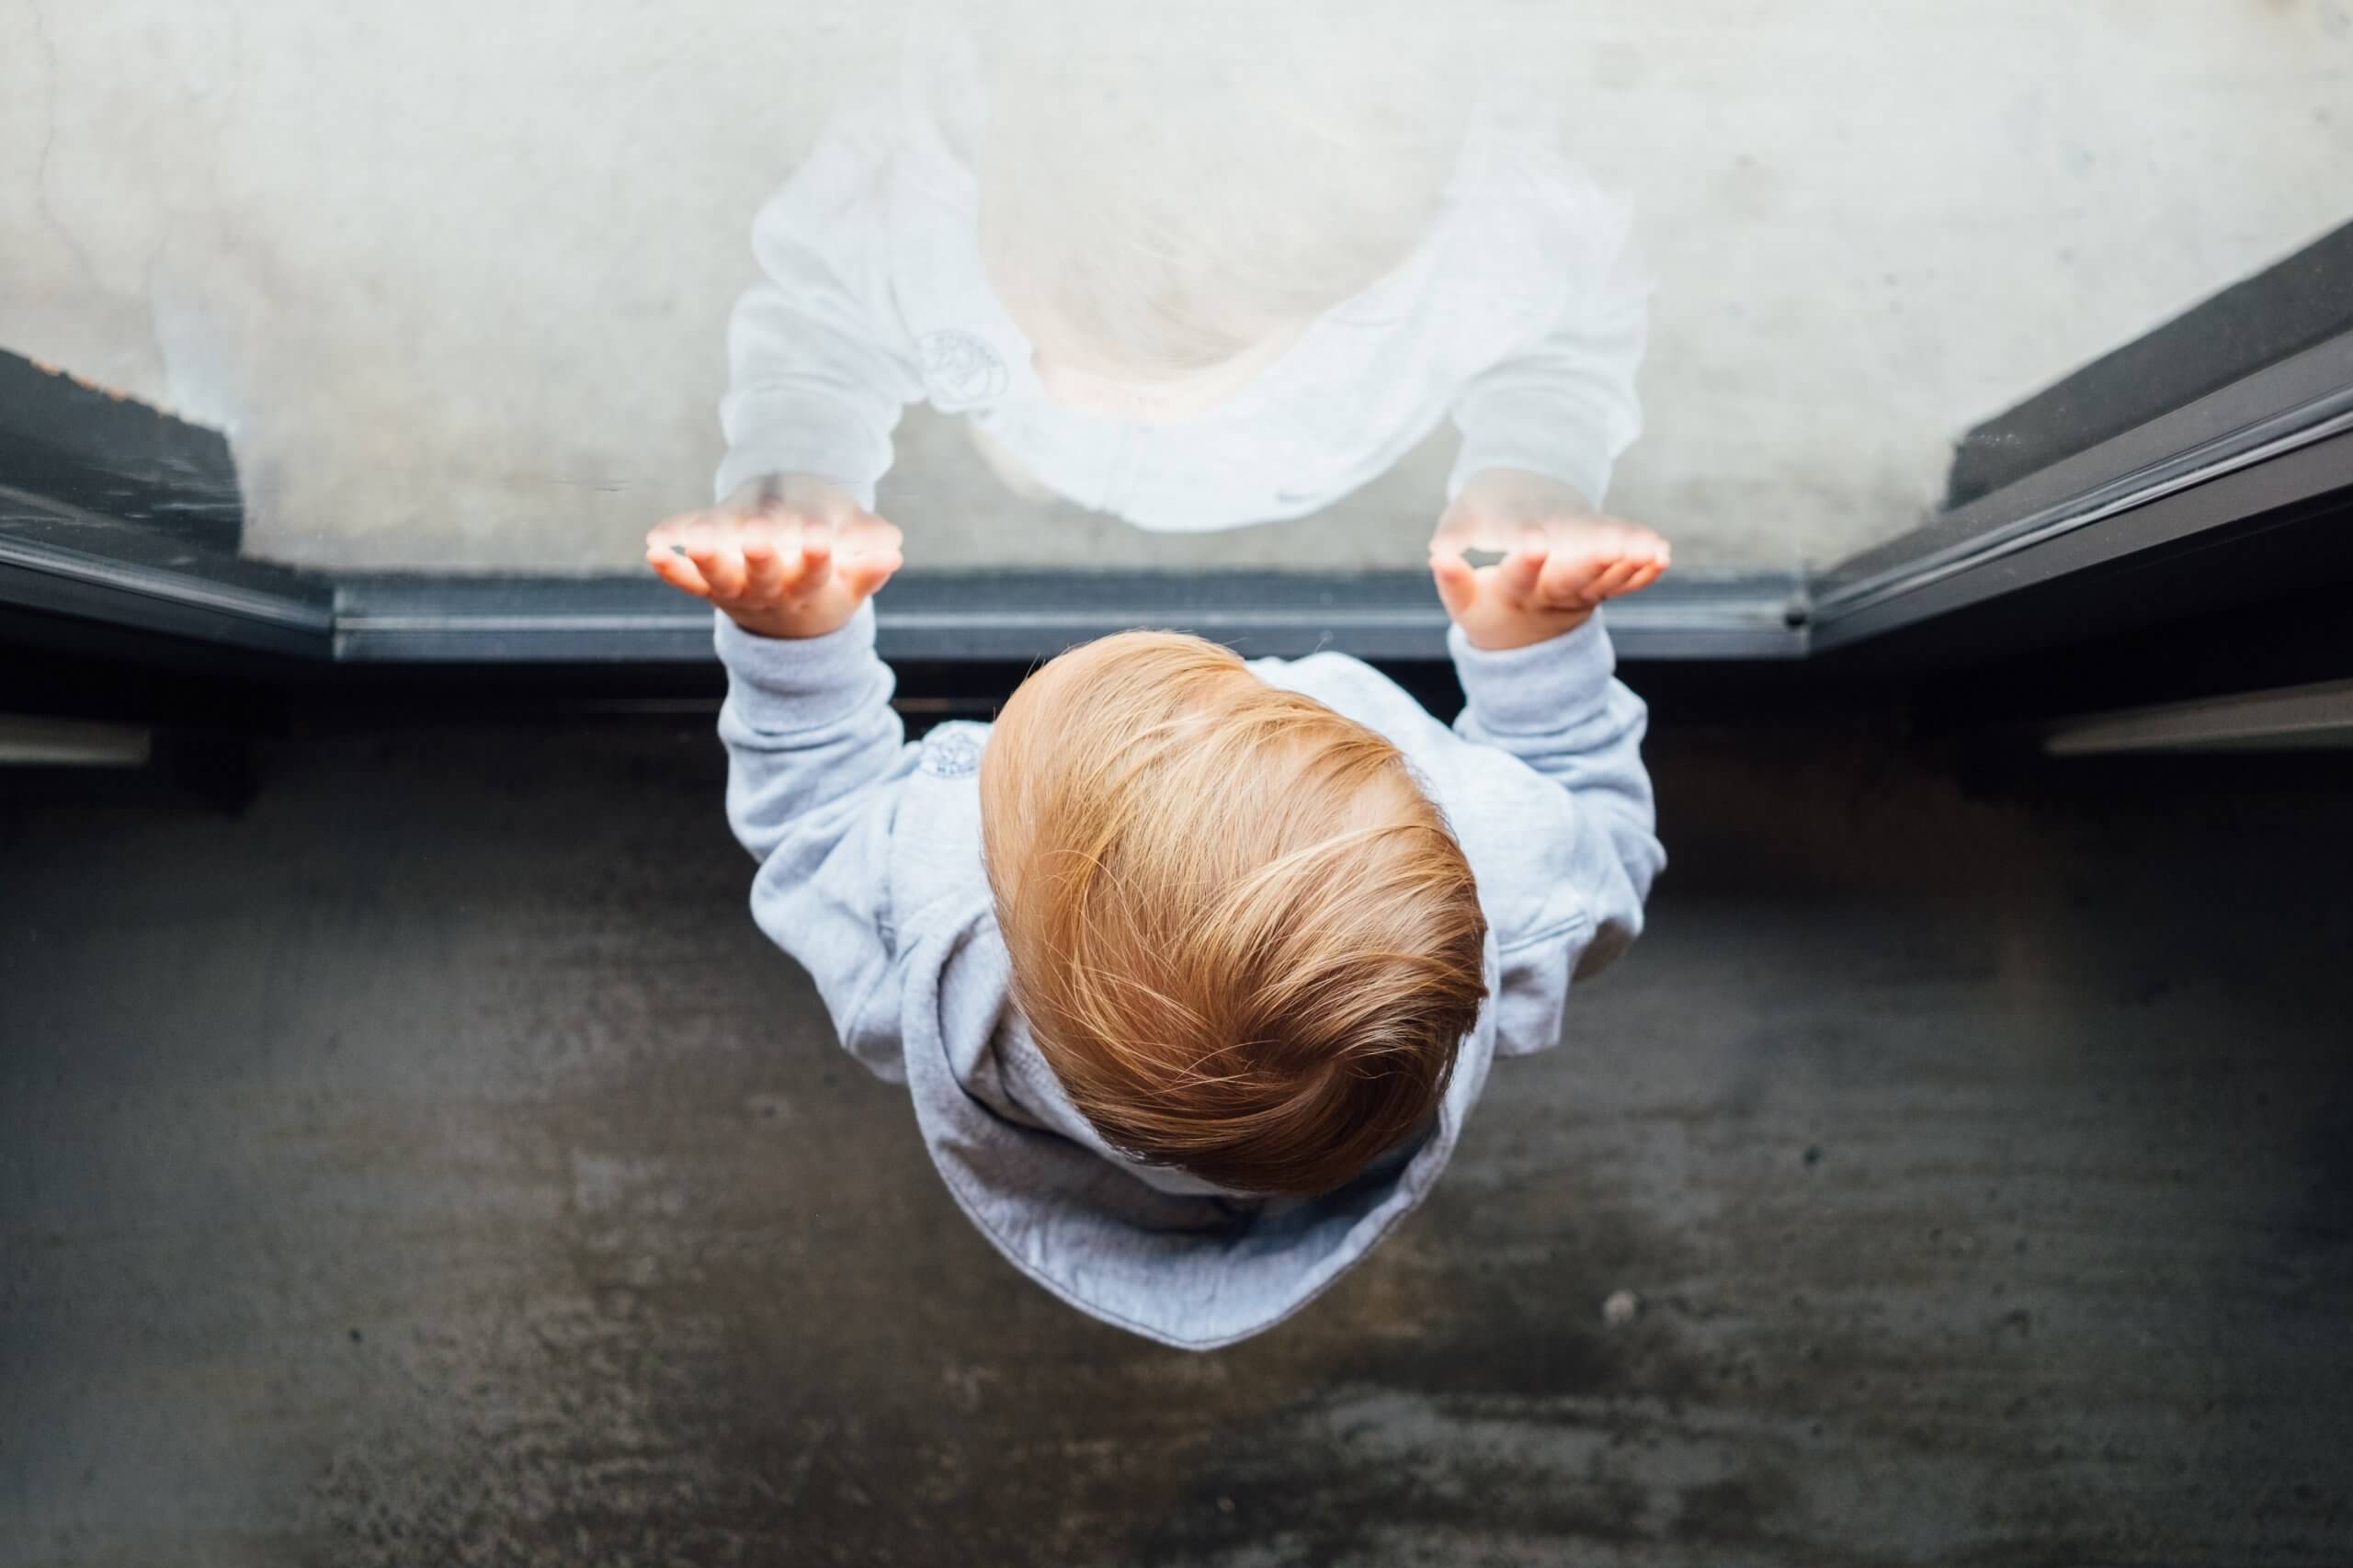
left=716, top=604, right=1663, bottom=1350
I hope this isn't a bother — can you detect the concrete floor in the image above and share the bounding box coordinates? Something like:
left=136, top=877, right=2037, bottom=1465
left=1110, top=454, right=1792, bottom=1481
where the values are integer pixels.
left=3, top=713, right=2349, bottom=1566
left=2, top=1, right=2347, bottom=572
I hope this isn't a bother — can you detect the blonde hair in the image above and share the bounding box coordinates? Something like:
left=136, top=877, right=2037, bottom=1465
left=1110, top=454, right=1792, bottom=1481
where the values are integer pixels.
left=975, top=0, right=1472, bottom=374
left=981, top=631, right=1488, bottom=1196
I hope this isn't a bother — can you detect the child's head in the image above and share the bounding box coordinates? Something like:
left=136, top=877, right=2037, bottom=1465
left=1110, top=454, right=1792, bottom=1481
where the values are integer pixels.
left=981, top=631, right=1489, bottom=1196
left=976, top=1, right=1471, bottom=422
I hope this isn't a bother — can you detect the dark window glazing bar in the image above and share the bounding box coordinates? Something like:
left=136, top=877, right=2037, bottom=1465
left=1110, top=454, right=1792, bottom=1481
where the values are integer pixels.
left=1808, top=329, right=2353, bottom=648
left=328, top=570, right=1808, bottom=665
left=0, top=486, right=330, bottom=658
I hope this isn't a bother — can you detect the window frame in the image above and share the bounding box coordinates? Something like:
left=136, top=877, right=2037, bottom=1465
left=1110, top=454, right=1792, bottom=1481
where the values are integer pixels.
left=6, top=228, right=2350, bottom=682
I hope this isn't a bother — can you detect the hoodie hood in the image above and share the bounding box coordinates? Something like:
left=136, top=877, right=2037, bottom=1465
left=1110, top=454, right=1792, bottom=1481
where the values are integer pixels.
left=896, top=898, right=1499, bottom=1350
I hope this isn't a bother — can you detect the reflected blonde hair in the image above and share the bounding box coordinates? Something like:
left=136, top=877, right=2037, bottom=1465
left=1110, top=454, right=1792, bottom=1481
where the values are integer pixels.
left=981, top=631, right=1488, bottom=1196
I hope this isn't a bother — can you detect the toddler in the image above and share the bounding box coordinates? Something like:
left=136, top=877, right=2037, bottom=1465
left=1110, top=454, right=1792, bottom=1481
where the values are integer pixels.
left=710, top=2, right=1652, bottom=553
left=643, top=512, right=1669, bottom=1348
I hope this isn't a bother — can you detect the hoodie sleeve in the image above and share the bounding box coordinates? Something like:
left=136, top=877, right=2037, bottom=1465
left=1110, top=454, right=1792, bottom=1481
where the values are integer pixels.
left=717, top=104, right=928, bottom=510
left=1446, top=153, right=1649, bottom=511
left=715, top=603, right=918, bottom=1080
left=1448, top=613, right=1665, bottom=1055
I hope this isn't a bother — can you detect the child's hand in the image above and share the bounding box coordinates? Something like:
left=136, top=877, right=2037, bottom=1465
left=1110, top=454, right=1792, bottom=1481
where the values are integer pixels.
left=645, top=475, right=904, bottom=641
left=1429, top=469, right=1670, bottom=651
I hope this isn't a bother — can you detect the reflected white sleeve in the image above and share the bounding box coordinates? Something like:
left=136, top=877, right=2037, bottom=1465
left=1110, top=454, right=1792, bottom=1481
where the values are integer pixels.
left=717, top=107, right=927, bottom=510
left=1449, top=220, right=1650, bottom=510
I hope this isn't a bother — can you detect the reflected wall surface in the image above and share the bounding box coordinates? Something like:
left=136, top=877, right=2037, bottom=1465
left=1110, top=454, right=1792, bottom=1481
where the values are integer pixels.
left=3, top=1, right=2347, bottom=574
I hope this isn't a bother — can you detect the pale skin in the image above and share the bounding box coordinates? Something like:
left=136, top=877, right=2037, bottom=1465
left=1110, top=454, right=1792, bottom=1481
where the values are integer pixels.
left=648, top=467, right=1668, bottom=651
left=1429, top=467, right=1671, bottom=651
left=644, top=475, right=904, bottom=642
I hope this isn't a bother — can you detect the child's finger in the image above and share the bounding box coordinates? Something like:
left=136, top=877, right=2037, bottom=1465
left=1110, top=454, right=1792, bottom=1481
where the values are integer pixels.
left=739, top=525, right=786, bottom=602
left=1584, top=558, right=1644, bottom=604
left=789, top=529, right=836, bottom=598
left=1428, top=551, right=1479, bottom=620
left=1623, top=561, right=1665, bottom=595
left=689, top=536, right=747, bottom=600
left=1608, top=556, right=1653, bottom=593
left=1535, top=550, right=1607, bottom=605
left=842, top=548, right=904, bottom=600
left=1497, top=546, right=1548, bottom=601
left=646, top=546, right=710, bottom=598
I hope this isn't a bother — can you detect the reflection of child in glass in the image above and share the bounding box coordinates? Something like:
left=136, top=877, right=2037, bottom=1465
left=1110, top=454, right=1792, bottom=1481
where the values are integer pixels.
left=678, top=8, right=1663, bottom=566
left=642, top=7, right=1671, bottom=1347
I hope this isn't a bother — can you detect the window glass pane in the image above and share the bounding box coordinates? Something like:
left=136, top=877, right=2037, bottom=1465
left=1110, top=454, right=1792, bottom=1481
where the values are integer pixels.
left=3, top=1, right=2345, bottom=583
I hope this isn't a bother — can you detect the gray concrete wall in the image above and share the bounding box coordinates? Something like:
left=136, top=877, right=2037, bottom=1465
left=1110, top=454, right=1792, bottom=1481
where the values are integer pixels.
left=3, top=0, right=2348, bottom=571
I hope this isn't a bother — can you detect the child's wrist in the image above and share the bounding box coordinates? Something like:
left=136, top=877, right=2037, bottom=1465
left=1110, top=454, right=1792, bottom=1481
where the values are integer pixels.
left=1455, top=607, right=1595, bottom=652
left=723, top=605, right=857, bottom=641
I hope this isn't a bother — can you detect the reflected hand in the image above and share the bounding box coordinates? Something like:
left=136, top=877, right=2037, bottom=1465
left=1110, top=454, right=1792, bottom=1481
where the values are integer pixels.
left=1429, top=469, right=1670, bottom=651
left=645, top=475, right=904, bottom=641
